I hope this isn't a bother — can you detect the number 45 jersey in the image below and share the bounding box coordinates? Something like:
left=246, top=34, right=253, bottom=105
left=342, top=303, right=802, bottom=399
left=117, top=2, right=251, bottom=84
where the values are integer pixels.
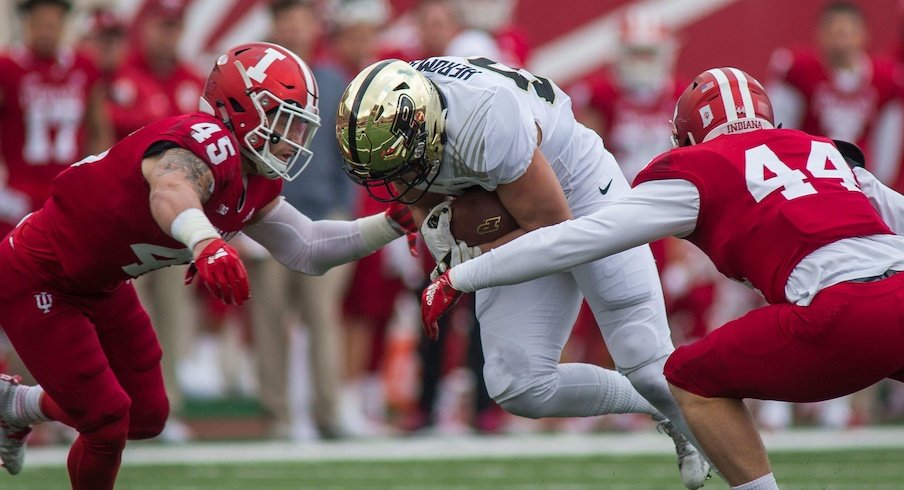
left=634, top=128, right=893, bottom=304
left=11, top=112, right=282, bottom=293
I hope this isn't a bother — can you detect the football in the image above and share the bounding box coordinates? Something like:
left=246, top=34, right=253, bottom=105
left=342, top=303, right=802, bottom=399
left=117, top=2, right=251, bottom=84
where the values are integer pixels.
left=450, top=189, right=519, bottom=247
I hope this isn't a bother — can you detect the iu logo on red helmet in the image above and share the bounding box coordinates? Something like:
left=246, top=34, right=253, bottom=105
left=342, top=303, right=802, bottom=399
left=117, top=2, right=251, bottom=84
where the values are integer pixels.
left=200, top=42, right=321, bottom=181
left=671, top=67, right=774, bottom=148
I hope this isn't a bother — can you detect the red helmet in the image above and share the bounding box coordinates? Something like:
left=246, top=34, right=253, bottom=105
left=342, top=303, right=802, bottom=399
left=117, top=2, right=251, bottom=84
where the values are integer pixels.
left=671, top=67, right=774, bottom=147
left=200, top=42, right=320, bottom=181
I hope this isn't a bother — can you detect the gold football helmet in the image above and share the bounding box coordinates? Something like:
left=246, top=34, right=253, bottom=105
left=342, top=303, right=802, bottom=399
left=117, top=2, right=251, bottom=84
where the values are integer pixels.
left=336, top=59, right=446, bottom=204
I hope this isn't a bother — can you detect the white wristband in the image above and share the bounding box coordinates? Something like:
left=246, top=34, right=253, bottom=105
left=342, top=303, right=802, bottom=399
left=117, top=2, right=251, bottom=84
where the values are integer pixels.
left=171, top=208, right=220, bottom=250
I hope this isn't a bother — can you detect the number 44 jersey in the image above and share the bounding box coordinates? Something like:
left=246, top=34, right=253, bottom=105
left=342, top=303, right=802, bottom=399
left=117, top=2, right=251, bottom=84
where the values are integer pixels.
left=634, top=128, right=893, bottom=304
left=11, top=112, right=282, bottom=293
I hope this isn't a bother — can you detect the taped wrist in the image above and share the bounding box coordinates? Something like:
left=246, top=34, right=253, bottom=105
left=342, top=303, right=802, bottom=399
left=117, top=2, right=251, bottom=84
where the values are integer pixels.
left=171, top=208, right=220, bottom=250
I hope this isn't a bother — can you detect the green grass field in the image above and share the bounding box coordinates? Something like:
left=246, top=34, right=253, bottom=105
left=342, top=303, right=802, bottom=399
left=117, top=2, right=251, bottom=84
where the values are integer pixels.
left=3, top=448, right=902, bottom=489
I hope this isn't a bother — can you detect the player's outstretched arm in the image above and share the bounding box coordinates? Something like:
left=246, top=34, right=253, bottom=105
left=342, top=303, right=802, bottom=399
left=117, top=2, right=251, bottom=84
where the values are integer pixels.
left=447, top=179, right=700, bottom=293
left=144, top=148, right=249, bottom=305
left=243, top=198, right=416, bottom=276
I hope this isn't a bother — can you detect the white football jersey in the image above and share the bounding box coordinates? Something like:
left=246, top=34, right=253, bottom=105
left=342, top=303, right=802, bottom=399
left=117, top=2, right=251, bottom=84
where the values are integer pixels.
left=411, top=57, right=611, bottom=204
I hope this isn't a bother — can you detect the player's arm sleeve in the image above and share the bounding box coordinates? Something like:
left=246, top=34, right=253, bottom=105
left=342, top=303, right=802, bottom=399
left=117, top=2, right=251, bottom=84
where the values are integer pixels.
left=449, top=179, right=700, bottom=292
left=853, top=166, right=904, bottom=234
left=243, top=198, right=401, bottom=276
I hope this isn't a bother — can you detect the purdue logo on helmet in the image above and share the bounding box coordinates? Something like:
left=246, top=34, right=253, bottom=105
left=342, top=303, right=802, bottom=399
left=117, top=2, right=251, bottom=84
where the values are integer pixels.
left=336, top=59, right=446, bottom=204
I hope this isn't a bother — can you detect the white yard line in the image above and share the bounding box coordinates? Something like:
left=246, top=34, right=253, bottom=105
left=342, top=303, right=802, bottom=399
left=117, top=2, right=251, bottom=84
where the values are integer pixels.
left=20, top=426, right=904, bottom=468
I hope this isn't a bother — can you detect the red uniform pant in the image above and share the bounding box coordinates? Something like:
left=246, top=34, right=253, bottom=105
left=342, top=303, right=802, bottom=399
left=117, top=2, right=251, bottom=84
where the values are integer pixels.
left=0, top=238, right=168, bottom=487
left=666, top=273, right=904, bottom=401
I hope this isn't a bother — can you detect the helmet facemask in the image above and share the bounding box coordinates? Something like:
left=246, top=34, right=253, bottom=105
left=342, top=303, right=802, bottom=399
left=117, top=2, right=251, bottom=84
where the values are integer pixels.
left=344, top=123, right=442, bottom=204
left=244, top=89, right=320, bottom=181
left=337, top=59, right=446, bottom=204
left=201, top=45, right=322, bottom=183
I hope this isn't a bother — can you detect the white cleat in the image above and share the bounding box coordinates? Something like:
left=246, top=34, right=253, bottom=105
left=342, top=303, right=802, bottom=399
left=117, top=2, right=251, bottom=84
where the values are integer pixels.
left=0, top=374, right=31, bottom=475
left=658, top=420, right=711, bottom=489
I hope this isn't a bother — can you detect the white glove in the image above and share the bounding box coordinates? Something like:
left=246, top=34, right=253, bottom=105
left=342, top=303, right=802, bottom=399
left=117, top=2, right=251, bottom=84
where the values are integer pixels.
left=430, top=240, right=482, bottom=280
left=421, top=201, right=482, bottom=280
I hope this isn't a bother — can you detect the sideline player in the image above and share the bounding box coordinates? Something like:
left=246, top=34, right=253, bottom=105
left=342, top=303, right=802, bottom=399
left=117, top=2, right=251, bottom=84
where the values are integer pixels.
left=767, top=1, right=904, bottom=189
left=336, top=58, right=710, bottom=489
left=0, top=42, right=416, bottom=489
left=423, top=67, right=904, bottom=490
left=0, top=0, right=113, bottom=238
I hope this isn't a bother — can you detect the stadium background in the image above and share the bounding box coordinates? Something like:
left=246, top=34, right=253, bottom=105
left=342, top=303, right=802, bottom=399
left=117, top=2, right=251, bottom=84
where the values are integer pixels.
left=3, top=0, right=904, bottom=488
left=2, top=0, right=902, bottom=83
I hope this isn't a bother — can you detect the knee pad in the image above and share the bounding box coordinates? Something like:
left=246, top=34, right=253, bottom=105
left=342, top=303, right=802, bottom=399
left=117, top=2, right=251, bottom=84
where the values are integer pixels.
left=79, top=403, right=131, bottom=450
left=496, top=385, right=555, bottom=419
left=128, top=399, right=169, bottom=440
left=483, top=338, right=556, bottom=419
left=584, top=247, right=660, bottom=310
left=74, top=391, right=130, bottom=431
left=482, top=339, right=532, bottom=403
left=606, top=318, right=673, bottom=373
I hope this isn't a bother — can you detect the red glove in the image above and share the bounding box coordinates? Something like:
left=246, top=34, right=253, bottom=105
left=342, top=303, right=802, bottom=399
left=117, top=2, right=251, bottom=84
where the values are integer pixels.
left=185, top=239, right=250, bottom=305
left=421, top=271, right=462, bottom=340
left=385, top=202, right=419, bottom=257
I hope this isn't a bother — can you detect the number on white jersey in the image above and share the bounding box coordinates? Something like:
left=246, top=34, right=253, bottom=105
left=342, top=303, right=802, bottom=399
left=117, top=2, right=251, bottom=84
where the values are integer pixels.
left=745, top=141, right=860, bottom=202
left=467, top=57, right=556, bottom=104
left=190, top=122, right=236, bottom=165
left=122, top=243, right=193, bottom=277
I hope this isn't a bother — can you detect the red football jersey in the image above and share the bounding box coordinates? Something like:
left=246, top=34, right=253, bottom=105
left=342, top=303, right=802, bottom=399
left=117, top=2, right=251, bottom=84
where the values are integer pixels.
left=0, top=47, right=102, bottom=208
left=11, top=112, right=281, bottom=292
left=634, top=129, right=892, bottom=304
left=768, top=49, right=903, bottom=165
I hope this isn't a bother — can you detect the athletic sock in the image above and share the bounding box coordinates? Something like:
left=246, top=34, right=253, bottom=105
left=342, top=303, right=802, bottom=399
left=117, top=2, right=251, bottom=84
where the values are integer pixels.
left=9, top=385, right=50, bottom=426
left=732, top=473, right=779, bottom=490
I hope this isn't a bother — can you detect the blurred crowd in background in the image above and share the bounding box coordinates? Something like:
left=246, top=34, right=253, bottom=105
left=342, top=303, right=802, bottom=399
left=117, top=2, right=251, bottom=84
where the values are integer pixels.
left=3, top=0, right=904, bottom=445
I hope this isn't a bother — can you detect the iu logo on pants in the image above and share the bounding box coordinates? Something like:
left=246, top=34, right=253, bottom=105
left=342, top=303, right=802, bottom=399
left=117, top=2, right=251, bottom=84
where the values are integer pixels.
left=34, top=292, right=52, bottom=314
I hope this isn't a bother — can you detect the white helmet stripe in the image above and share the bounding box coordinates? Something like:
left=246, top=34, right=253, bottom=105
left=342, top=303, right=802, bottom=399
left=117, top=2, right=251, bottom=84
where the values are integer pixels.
left=706, top=68, right=737, bottom=120
left=727, top=67, right=755, bottom=119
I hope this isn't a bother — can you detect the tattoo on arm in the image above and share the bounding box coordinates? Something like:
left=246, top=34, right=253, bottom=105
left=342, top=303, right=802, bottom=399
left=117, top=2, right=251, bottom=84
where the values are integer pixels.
left=156, top=148, right=215, bottom=202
